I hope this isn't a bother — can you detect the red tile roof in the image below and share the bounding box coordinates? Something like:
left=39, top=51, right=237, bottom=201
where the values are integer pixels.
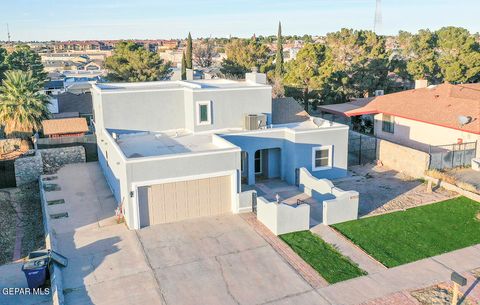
left=344, top=83, right=480, bottom=134
left=42, top=118, right=89, bottom=136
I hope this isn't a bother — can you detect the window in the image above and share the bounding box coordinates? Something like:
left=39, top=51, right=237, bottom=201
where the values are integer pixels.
left=382, top=114, right=395, bottom=133
left=312, top=146, right=332, bottom=171
left=196, top=101, right=211, bottom=125
left=254, top=150, right=263, bottom=174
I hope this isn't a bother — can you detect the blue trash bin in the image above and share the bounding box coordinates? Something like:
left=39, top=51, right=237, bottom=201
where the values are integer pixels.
left=22, top=257, right=49, bottom=289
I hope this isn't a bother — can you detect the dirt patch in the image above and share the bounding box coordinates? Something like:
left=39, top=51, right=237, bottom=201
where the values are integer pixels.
left=427, top=169, right=479, bottom=194
left=0, top=183, right=45, bottom=265
left=335, top=164, right=457, bottom=216
left=17, top=183, right=45, bottom=258
left=411, top=284, right=474, bottom=305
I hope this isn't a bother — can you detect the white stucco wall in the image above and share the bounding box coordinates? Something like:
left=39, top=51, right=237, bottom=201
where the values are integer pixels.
left=298, top=167, right=359, bottom=225
left=257, top=197, right=310, bottom=235
left=323, top=188, right=359, bottom=225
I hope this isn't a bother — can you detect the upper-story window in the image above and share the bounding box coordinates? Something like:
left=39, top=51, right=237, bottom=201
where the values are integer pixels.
left=382, top=114, right=395, bottom=133
left=196, top=101, right=212, bottom=125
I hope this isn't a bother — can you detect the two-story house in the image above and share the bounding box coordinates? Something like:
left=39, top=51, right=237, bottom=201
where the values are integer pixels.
left=91, top=72, right=349, bottom=229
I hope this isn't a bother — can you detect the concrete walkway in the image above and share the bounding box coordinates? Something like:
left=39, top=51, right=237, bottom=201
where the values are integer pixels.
left=42, top=163, right=165, bottom=305
left=316, top=244, right=480, bottom=305
left=311, top=225, right=386, bottom=274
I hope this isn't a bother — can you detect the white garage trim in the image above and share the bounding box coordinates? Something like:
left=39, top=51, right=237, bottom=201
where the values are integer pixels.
left=131, top=170, right=238, bottom=229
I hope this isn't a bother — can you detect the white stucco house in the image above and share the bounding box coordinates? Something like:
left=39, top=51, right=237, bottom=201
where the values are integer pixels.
left=91, top=72, right=349, bottom=229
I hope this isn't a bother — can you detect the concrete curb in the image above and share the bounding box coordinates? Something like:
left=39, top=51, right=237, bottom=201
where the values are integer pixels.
left=39, top=177, right=65, bottom=305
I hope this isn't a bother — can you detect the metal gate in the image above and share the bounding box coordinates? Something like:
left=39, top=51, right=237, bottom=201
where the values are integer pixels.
left=348, top=132, right=377, bottom=166
left=0, top=160, right=16, bottom=188
left=429, top=142, right=477, bottom=170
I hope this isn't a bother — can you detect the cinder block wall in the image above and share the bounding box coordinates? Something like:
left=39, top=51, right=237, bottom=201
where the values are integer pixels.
left=377, top=139, right=430, bottom=178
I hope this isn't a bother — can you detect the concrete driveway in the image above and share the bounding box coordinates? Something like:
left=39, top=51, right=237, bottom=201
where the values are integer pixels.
left=48, top=163, right=327, bottom=305
left=137, top=215, right=326, bottom=305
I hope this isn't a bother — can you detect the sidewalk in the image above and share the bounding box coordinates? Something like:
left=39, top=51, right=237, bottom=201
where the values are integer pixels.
left=316, top=244, right=480, bottom=305
left=311, top=224, right=386, bottom=274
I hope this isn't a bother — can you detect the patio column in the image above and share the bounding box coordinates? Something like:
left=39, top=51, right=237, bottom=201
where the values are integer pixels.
left=247, top=151, right=256, bottom=185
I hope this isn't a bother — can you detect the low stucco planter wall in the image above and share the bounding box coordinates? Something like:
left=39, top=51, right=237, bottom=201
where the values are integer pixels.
left=257, top=197, right=310, bottom=235
left=323, top=188, right=359, bottom=225
left=298, top=167, right=359, bottom=225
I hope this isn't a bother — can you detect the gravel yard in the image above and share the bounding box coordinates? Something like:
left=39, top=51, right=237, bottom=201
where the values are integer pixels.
left=0, top=183, right=45, bottom=265
left=334, top=164, right=457, bottom=216
left=0, top=190, right=17, bottom=265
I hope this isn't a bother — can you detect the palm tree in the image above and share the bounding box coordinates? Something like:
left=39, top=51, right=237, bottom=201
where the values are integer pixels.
left=0, top=70, right=50, bottom=138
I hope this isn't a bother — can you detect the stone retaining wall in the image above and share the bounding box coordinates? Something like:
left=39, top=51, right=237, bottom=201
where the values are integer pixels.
left=0, top=138, right=23, bottom=154
left=40, top=146, right=86, bottom=174
left=14, top=153, right=43, bottom=186
left=14, top=146, right=86, bottom=185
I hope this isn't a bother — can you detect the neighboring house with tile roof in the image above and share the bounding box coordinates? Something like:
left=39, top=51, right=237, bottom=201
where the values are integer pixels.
left=318, top=83, right=480, bottom=157
left=42, top=118, right=89, bottom=138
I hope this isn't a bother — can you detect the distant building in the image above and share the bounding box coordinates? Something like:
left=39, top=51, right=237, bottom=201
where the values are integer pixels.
left=53, top=40, right=112, bottom=52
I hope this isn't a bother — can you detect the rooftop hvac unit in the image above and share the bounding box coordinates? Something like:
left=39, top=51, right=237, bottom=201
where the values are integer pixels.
left=244, top=114, right=267, bottom=131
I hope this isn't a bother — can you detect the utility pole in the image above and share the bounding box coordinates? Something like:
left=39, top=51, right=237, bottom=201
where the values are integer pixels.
left=374, top=0, right=382, bottom=34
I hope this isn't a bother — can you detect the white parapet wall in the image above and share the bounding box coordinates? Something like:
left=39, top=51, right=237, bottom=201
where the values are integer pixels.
left=257, top=197, right=310, bottom=235
left=299, top=167, right=335, bottom=200
left=323, top=188, right=359, bottom=225
left=239, top=189, right=256, bottom=212
left=298, top=167, right=359, bottom=225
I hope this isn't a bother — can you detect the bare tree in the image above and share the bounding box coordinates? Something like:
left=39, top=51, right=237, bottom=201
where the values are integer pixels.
left=193, top=40, right=217, bottom=68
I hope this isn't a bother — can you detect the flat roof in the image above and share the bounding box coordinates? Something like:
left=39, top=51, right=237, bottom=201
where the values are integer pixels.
left=217, top=117, right=347, bottom=136
left=273, top=119, right=342, bottom=130
left=114, top=130, right=235, bottom=159
left=94, top=78, right=268, bottom=92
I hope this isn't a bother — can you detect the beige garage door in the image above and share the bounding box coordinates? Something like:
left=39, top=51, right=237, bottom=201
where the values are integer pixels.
left=145, top=175, right=232, bottom=226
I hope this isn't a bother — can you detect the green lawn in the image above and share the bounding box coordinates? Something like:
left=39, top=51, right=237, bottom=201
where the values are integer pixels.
left=333, top=196, right=480, bottom=268
left=280, top=231, right=367, bottom=283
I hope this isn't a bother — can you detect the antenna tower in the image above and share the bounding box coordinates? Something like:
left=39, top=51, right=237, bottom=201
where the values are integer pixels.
left=374, top=0, right=382, bottom=34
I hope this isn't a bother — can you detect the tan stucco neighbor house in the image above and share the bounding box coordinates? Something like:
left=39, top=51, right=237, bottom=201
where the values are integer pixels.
left=319, top=83, right=480, bottom=158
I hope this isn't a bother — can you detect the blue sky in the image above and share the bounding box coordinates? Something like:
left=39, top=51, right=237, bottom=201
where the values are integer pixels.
left=2, top=0, right=479, bottom=41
